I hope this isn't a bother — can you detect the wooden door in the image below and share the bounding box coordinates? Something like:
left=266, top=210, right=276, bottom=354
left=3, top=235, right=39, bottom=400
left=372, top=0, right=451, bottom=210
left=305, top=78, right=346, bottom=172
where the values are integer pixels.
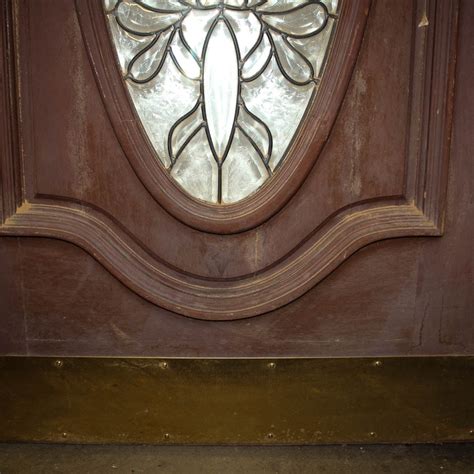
left=1, top=0, right=473, bottom=444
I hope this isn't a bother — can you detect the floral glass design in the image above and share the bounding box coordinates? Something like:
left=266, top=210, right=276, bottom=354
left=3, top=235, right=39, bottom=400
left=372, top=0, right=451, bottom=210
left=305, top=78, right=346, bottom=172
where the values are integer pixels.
left=104, top=0, right=339, bottom=203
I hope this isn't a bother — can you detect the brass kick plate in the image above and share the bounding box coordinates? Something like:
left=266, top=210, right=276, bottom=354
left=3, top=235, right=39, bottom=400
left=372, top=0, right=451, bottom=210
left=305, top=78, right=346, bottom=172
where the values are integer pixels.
left=0, top=357, right=473, bottom=444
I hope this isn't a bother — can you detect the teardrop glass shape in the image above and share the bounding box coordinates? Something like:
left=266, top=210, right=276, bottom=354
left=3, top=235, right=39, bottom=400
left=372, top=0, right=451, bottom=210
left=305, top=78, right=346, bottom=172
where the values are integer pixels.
left=203, top=19, right=239, bottom=161
left=104, top=0, right=339, bottom=204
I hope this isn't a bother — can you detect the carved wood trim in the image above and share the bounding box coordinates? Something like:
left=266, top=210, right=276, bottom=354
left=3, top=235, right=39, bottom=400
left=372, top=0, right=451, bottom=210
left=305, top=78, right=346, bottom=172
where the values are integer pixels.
left=1, top=200, right=439, bottom=320
left=0, top=0, right=458, bottom=319
left=75, top=0, right=372, bottom=234
left=0, top=0, right=21, bottom=224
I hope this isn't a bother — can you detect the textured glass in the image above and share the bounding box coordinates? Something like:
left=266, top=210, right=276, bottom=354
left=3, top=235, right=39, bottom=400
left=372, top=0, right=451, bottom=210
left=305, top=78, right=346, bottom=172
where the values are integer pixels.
left=128, top=58, right=200, bottom=167
left=222, top=129, right=269, bottom=203
left=171, top=129, right=218, bottom=202
left=238, top=106, right=271, bottom=159
left=289, top=18, right=336, bottom=78
left=242, top=58, right=314, bottom=170
left=105, top=0, right=339, bottom=203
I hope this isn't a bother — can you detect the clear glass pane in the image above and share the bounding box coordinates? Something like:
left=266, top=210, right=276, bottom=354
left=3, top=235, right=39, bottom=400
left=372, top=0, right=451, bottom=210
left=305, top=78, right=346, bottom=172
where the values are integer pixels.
left=105, top=0, right=338, bottom=203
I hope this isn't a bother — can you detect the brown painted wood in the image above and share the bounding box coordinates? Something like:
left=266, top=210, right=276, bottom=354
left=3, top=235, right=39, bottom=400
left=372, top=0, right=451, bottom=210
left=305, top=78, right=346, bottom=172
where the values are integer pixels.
left=0, top=0, right=472, bottom=355
left=0, top=0, right=457, bottom=319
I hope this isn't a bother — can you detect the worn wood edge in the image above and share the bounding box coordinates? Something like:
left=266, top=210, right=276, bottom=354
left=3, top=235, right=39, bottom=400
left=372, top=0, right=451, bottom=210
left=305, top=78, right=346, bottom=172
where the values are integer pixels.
left=405, top=0, right=459, bottom=232
left=422, top=0, right=459, bottom=230
left=74, top=0, right=371, bottom=234
left=0, top=356, right=472, bottom=445
left=0, top=0, right=21, bottom=223
left=0, top=199, right=439, bottom=320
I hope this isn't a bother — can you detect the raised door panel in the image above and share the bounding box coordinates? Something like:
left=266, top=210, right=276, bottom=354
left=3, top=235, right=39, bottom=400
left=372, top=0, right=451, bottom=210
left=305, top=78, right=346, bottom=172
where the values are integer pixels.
left=0, top=0, right=464, bottom=345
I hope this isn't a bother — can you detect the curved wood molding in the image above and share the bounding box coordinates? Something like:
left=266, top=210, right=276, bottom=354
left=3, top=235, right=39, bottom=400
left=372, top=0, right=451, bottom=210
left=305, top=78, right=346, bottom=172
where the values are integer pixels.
left=75, top=0, right=371, bottom=234
left=1, top=200, right=439, bottom=320
left=0, top=0, right=458, bottom=320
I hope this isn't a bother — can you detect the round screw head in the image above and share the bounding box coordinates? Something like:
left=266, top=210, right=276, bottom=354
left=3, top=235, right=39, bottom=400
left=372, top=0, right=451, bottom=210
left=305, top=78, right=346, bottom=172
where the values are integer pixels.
left=54, top=360, right=63, bottom=368
left=159, top=361, right=168, bottom=369
left=267, top=362, right=276, bottom=369
left=373, top=360, right=383, bottom=367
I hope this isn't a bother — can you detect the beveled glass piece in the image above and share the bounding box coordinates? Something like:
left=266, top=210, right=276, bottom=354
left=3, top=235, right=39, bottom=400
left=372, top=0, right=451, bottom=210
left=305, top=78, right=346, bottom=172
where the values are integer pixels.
left=257, top=0, right=309, bottom=13
left=129, top=31, right=170, bottom=82
left=203, top=19, right=239, bottom=161
left=116, top=1, right=181, bottom=34
left=170, top=33, right=201, bottom=80
left=270, top=31, right=313, bottom=85
left=105, top=0, right=339, bottom=204
left=241, top=33, right=271, bottom=80
left=225, top=10, right=261, bottom=59
left=261, top=4, right=327, bottom=37
left=181, top=9, right=220, bottom=59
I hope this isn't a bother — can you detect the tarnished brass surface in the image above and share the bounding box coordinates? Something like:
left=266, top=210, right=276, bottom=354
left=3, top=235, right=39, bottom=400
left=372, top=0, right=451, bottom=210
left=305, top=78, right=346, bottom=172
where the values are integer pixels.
left=0, top=357, right=473, bottom=444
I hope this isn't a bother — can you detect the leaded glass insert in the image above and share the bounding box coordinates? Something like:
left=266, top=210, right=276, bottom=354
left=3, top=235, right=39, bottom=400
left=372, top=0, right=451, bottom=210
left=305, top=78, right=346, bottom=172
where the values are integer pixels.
left=104, top=0, right=339, bottom=204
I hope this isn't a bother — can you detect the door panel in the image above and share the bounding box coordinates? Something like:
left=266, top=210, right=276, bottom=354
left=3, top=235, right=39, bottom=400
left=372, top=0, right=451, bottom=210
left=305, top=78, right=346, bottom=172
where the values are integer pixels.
left=1, top=0, right=472, bottom=354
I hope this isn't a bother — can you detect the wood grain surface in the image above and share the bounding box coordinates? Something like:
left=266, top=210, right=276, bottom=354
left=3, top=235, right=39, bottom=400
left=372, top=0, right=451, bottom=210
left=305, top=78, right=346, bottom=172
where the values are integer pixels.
left=0, top=0, right=471, bottom=354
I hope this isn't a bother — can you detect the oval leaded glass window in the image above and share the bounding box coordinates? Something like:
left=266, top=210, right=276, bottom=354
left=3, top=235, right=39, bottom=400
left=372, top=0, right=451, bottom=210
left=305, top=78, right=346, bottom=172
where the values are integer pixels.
left=104, top=0, right=339, bottom=203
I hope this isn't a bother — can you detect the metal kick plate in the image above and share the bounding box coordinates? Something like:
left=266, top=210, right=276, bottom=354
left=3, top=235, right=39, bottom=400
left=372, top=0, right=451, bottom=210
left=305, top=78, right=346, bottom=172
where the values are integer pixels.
left=0, top=357, right=473, bottom=444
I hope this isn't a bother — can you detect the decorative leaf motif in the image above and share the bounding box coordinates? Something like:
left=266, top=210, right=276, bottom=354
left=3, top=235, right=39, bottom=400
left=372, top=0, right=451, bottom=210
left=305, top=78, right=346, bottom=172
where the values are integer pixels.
left=181, top=8, right=220, bottom=59
left=237, top=104, right=272, bottom=160
left=115, top=1, right=182, bottom=35
left=241, top=32, right=272, bottom=81
left=270, top=31, right=314, bottom=85
left=128, top=30, right=171, bottom=82
left=168, top=100, right=203, bottom=163
left=105, top=0, right=338, bottom=203
left=261, top=3, right=328, bottom=38
left=170, top=31, right=201, bottom=80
